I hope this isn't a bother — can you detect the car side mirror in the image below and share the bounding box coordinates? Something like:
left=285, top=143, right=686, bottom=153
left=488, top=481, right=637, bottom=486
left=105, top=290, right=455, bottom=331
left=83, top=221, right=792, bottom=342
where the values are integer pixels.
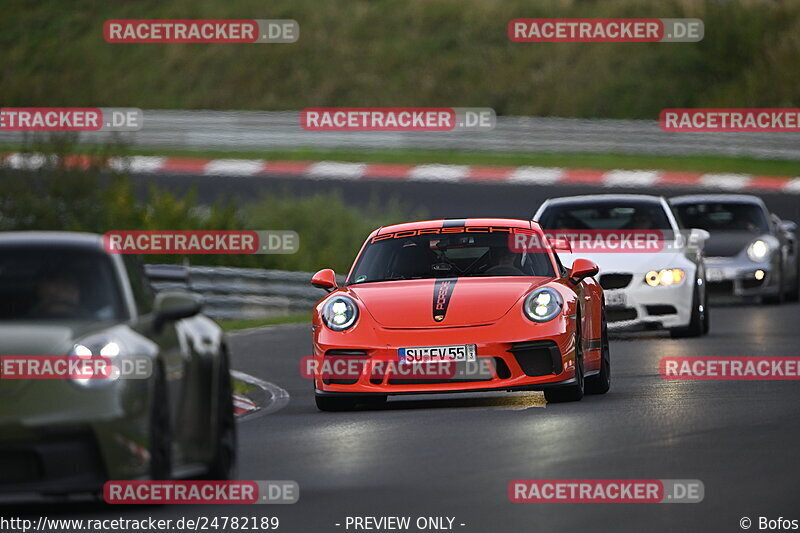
left=569, top=258, right=599, bottom=284
left=153, top=290, right=202, bottom=331
left=780, top=220, right=797, bottom=233
left=690, top=228, right=710, bottom=242
left=312, top=269, right=338, bottom=292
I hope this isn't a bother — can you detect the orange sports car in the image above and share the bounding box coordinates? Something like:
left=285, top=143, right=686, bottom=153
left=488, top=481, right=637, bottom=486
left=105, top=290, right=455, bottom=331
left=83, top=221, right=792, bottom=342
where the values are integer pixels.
left=309, top=218, right=610, bottom=411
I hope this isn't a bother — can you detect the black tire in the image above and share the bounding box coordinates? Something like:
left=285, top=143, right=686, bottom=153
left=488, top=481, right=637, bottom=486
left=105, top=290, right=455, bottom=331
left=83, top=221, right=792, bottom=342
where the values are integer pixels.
left=149, top=364, right=172, bottom=480
left=544, top=328, right=585, bottom=403
left=785, top=261, right=799, bottom=302
left=205, top=353, right=237, bottom=480
left=763, top=267, right=785, bottom=305
left=702, top=285, right=711, bottom=334
left=585, top=312, right=610, bottom=395
left=670, top=283, right=704, bottom=338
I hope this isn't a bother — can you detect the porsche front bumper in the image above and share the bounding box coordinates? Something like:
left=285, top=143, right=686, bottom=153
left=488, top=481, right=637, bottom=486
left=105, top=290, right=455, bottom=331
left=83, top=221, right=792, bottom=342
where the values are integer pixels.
left=313, top=315, right=601, bottom=396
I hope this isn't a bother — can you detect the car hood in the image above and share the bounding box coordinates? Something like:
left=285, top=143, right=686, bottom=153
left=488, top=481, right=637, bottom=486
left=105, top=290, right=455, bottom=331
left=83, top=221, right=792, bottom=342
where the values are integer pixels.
left=348, top=277, right=552, bottom=328
left=704, top=231, right=760, bottom=258
left=0, top=320, right=112, bottom=355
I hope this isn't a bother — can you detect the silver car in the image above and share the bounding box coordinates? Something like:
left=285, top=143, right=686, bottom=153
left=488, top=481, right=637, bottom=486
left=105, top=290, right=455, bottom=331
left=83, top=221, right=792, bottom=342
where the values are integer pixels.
left=670, top=194, right=799, bottom=303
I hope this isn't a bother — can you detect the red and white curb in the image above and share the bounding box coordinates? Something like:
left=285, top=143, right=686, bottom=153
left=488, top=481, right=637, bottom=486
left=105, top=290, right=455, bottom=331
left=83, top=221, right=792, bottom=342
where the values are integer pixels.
left=231, top=369, right=290, bottom=421
left=3, top=152, right=799, bottom=194
left=233, top=394, right=259, bottom=416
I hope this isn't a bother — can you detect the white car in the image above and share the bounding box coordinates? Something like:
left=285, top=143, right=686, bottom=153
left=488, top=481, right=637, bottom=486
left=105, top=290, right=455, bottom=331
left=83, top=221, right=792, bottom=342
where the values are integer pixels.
left=533, top=194, right=710, bottom=337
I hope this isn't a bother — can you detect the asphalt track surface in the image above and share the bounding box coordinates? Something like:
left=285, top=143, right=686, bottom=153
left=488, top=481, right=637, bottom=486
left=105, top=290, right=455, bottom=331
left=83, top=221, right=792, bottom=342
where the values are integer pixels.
left=13, top=304, right=800, bottom=532
left=132, top=171, right=800, bottom=223
left=6, top=173, right=800, bottom=532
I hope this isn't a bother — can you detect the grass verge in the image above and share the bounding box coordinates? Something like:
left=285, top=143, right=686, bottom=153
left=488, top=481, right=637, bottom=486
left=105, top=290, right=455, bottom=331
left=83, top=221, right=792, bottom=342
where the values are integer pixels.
left=219, top=313, right=311, bottom=332
left=3, top=144, right=800, bottom=177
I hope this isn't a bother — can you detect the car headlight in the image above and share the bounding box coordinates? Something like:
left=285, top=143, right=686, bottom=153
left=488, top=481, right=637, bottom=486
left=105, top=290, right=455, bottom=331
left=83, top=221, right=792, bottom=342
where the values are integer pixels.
left=645, top=269, right=685, bottom=287
left=747, top=239, right=770, bottom=262
left=524, top=287, right=563, bottom=323
left=69, top=335, right=124, bottom=388
left=322, top=296, right=359, bottom=331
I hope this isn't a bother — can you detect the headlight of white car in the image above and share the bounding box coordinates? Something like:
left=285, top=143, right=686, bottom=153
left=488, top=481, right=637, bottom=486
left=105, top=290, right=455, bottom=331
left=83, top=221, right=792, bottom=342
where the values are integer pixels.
left=644, top=269, right=686, bottom=287
left=524, top=287, right=563, bottom=323
left=322, top=296, right=359, bottom=331
left=69, top=334, right=125, bottom=388
left=747, top=239, right=770, bottom=262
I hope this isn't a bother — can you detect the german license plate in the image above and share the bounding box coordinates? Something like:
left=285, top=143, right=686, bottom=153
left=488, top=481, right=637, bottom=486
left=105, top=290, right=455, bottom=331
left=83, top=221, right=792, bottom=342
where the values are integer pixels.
left=398, top=344, right=477, bottom=364
left=605, top=290, right=627, bottom=308
left=706, top=268, right=724, bottom=282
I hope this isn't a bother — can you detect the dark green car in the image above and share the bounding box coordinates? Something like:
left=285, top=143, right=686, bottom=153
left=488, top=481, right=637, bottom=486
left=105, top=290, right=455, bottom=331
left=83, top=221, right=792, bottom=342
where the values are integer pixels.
left=0, top=232, right=236, bottom=499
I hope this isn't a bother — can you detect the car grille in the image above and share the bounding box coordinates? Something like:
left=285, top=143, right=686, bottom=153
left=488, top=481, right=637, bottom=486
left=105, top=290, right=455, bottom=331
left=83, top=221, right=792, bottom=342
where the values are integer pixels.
left=323, top=349, right=368, bottom=385
left=509, top=340, right=562, bottom=377
left=599, top=273, right=633, bottom=290
left=607, top=308, right=638, bottom=322
left=0, top=451, right=42, bottom=485
left=646, top=305, right=677, bottom=316
left=741, top=278, right=766, bottom=290
left=387, top=359, right=497, bottom=384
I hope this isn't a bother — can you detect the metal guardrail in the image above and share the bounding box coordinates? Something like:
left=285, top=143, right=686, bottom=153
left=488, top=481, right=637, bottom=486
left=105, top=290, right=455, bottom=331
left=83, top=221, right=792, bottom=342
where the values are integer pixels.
left=148, top=264, right=343, bottom=320
left=3, top=110, right=800, bottom=160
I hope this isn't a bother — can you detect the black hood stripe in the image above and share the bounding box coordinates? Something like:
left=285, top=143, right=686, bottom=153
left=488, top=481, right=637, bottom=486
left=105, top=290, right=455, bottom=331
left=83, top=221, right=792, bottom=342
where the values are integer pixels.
left=432, top=278, right=457, bottom=322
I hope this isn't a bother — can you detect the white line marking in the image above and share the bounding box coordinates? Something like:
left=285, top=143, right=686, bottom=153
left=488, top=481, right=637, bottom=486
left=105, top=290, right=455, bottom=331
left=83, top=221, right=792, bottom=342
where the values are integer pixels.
left=782, top=178, right=800, bottom=193
left=698, top=173, right=752, bottom=190
left=408, top=164, right=470, bottom=182
left=307, top=161, right=367, bottom=179
left=603, top=169, right=660, bottom=188
left=5, top=153, right=48, bottom=170
left=204, top=159, right=264, bottom=176
left=507, top=166, right=565, bottom=184
left=108, top=156, right=166, bottom=173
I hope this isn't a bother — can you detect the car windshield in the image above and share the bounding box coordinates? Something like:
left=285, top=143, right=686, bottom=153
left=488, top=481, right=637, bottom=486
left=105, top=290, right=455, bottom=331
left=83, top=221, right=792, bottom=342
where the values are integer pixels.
left=538, top=201, right=673, bottom=231
left=347, top=229, right=556, bottom=284
left=0, top=247, right=125, bottom=321
left=672, top=202, right=769, bottom=234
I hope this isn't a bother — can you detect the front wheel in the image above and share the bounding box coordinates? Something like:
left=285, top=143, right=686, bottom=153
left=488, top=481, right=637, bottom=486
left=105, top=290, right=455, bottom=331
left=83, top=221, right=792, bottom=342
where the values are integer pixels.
left=205, top=352, right=237, bottom=480
left=670, top=282, right=704, bottom=338
left=763, top=267, right=785, bottom=305
left=585, top=313, right=610, bottom=395
left=149, top=364, right=172, bottom=480
left=545, top=330, right=584, bottom=403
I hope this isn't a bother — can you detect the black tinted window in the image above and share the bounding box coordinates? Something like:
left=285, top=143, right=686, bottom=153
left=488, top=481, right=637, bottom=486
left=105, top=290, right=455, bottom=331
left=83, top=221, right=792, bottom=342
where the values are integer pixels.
left=0, top=247, right=125, bottom=321
left=348, top=230, right=555, bottom=284
left=673, top=202, right=769, bottom=234
left=539, top=201, right=672, bottom=231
